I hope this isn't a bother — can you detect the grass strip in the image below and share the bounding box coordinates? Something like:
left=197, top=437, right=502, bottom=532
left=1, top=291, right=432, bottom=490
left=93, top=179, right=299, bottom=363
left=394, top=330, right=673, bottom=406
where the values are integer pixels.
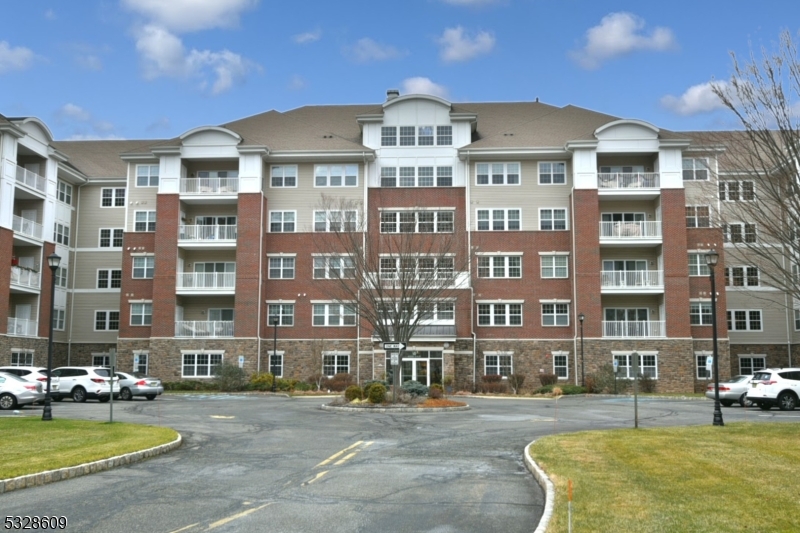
left=0, top=417, right=178, bottom=479
left=530, top=422, right=800, bottom=533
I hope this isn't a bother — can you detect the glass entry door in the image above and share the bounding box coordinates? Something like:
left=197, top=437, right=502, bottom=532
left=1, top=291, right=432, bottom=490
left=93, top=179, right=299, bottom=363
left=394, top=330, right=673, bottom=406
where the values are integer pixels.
left=396, top=351, right=443, bottom=386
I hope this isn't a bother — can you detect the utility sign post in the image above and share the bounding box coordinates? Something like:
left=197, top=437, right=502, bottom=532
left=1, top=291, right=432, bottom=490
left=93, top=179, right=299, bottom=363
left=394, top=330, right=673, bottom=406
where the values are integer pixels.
left=382, top=342, right=406, bottom=351
left=383, top=342, right=406, bottom=404
left=108, top=348, right=116, bottom=424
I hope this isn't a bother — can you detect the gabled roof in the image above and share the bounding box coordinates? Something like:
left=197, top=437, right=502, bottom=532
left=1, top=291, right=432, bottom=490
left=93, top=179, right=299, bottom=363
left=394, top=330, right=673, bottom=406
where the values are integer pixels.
left=53, top=140, right=156, bottom=178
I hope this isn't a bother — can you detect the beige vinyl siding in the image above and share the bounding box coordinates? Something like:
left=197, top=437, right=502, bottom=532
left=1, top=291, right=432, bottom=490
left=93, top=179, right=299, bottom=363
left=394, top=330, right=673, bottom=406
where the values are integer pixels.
left=601, top=295, right=662, bottom=320
left=726, top=290, right=789, bottom=344
left=69, top=292, right=121, bottom=342
left=72, top=252, right=124, bottom=289
left=127, top=161, right=158, bottom=231
left=179, top=296, right=236, bottom=321
left=76, top=185, right=126, bottom=248
left=600, top=249, right=659, bottom=262
left=683, top=179, right=717, bottom=206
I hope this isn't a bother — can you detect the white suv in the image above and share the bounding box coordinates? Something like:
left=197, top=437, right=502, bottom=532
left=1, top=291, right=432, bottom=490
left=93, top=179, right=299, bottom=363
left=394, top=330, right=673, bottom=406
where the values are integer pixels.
left=0, top=366, right=60, bottom=396
left=51, top=366, right=119, bottom=403
left=746, top=368, right=800, bottom=411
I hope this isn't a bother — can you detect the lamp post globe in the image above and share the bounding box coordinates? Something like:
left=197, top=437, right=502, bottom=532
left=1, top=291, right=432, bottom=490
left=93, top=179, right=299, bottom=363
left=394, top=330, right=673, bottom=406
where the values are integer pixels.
left=42, top=253, right=61, bottom=421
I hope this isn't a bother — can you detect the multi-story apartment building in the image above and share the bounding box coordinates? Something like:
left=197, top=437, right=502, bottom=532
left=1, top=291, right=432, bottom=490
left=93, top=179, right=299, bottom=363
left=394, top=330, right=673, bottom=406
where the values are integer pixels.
left=1, top=91, right=796, bottom=392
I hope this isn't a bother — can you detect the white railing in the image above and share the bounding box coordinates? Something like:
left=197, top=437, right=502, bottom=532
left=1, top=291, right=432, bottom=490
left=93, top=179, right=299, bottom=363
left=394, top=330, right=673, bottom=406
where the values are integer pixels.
left=599, top=221, right=662, bottom=239
left=176, top=272, right=236, bottom=290
left=600, top=270, right=663, bottom=288
left=180, top=177, right=239, bottom=194
left=14, top=164, right=47, bottom=193
left=10, top=266, right=41, bottom=289
left=12, top=215, right=43, bottom=240
left=603, top=320, right=665, bottom=338
left=178, top=225, right=237, bottom=241
left=175, top=320, right=235, bottom=338
left=7, top=317, right=38, bottom=337
left=597, top=172, right=659, bottom=189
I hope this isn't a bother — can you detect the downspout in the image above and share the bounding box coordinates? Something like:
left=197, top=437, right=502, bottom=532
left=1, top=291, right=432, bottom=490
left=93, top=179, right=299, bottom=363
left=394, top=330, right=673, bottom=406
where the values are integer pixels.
left=783, top=245, right=793, bottom=367
left=570, top=159, right=579, bottom=386
left=362, top=151, right=369, bottom=383
left=465, top=150, right=477, bottom=391
left=257, top=184, right=264, bottom=375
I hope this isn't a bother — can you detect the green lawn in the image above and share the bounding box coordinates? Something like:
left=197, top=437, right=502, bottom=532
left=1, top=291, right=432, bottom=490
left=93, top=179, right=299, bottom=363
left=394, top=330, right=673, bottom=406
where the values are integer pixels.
left=0, top=418, right=178, bottom=479
left=530, top=423, right=800, bottom=533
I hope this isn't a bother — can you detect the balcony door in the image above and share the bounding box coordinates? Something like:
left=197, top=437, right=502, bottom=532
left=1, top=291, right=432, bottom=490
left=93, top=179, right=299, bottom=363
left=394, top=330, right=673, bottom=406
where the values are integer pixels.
left=602, top=260, right=648, bottom=286
left=196, top=216, right=236, bottom=226
left=605, top=308, right=649, bottom=322
left=601, top=213, right=645, bottom=223
left=195, top=262, right=235, bottom=289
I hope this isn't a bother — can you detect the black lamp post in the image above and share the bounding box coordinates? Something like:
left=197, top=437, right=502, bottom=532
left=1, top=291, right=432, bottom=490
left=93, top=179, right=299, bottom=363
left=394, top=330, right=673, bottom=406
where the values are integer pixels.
left=706, top=249, right=724, bottom=427
left=270, top=316, right=278, bottom=393
left=578, top=313, right=585, bottom=387
left=42, top=252, right=61, bottom=421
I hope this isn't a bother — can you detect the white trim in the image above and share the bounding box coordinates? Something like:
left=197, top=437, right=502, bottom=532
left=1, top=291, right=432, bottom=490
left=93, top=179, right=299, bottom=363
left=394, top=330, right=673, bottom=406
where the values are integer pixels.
left=265, top=300, right=297, bottom=304
left=377, top=206, right=455, bottom=211
left=476, top=251, right=524, bottom=256
left=266, top=252, right=297, bottom=257
left=539, top=299, right=571, bottom=303
left=475, top=299, right=525, bottom=304
left=537, top=251, right=570, bottom=256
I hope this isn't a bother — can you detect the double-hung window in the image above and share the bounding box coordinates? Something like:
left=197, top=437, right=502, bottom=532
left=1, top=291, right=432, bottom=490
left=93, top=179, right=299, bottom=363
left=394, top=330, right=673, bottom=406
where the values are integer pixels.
left=268, top=257, right=295, bottom=279
left=133, top=256, right=155, bottom=279
left=133, top=352, right=149, bottom=374
left=271, top=165, right=297, bottom=187
left=99, top=228, right=124, bottom=248
left=541, top=255, right=568, bottom=278
left=323, top=353, right=350, bottom=376
left=314, top=210, right=357, bottom=232
left=380, top=210, right=454, bottom=233
left=553, top=351, right=569, bottom=379
left=688, top=253, right=711, bottom=276
left=682, top=158, right=709, bottom=180
left=136, top=165, right=159, bottom=187
left=476, top=209, right=520, bottom=231
left=269, top=211, right=296, bottom=232
left=418, top=126, right=434, bottom=145
left=723, top=223, right=757, bottom=243
left=57, top=181, right=73, bottom=205
left=540, top=208, right=567, bottom=230
left=95, top=310, right=120, bottom=331
left=134, top=211, right=156, bottom=232
left=130, top=303, right=153, bottom=326
left=267, top=304, right=294, bottom=326
left=727, top=310, right=762, bottom=331
left=739, top=355, right=766, bottom=374
left=720, top=181, right=755, bottom=201
left=101, top=188, right=126, bottom=207
left=399, top=126, right=415, bottom=146
left=313, top=303, right=356, bottom=326
left=436, top=126, right=452, bottom=145
left=55, top=267, right=68, bottom=288
left=313, top=256, right=355, bottom=279
left=97, top=269, right=122, bottom=288
left=485, top=353, right=513, bottom=377
left=696, top=353, right=711, bottom=379
left=614, top=353, right=658, bottom=379
left=381, top=126, right=397, bottom=146
left=689, top=302, right=713, bottom=325
left=11, top=351, right=34, bottom=366
left=539, top=162, right=566, bottom=184
left=685, top=206, right=710, bottom=228
left=477, top=256, right=521, bottom=278
left=54, top=223, right=70, bottom=246
left=53, top=308, right=66, bottom=330
left=182, top=353, right=222, bottom=377
left=477, top=303, right=522, bottom=326
left=315, top=165, right=358, bottom=187
left=542, top=303, right=569, bottom=326
left=476, top=163, right=520, bottom=185
left=725, top=266, right=759, bottom=287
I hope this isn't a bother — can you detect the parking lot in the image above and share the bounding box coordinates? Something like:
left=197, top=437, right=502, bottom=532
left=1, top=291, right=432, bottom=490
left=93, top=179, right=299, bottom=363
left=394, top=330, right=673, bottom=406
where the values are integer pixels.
left=2, top=394, right=797, bottom=532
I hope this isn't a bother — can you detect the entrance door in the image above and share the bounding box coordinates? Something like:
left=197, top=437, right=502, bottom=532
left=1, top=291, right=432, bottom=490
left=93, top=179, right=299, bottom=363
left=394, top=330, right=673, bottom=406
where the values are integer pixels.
left=397, top=351, right=443, bottom=386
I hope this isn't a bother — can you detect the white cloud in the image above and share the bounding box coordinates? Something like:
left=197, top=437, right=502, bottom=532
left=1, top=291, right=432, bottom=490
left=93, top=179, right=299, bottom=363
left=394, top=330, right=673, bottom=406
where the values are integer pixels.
left=58, top=103, right=91, bottom=122
left=55, top=103, right=122, bottom=139
left=76, top=54, right=103, bottom=71
left=0, top=41, right=36, bottom=73
left=44, top=9, right=56, bottom=20
left=437, top=26, right=495, bottom=62
left=402, top=77, right=449, bottom=99
left=288, top=74, right=307, bottom=91
left=346, top=38, right=406, bottom=63
left=66, top=133, right=126, bottom=140
left=293, top=29, right=321, bottom=44
left=660, top=81, right=729, bottom=116
left=121, top=0, right=257, bottom=33
left=570, top=12, right=676, bottom=70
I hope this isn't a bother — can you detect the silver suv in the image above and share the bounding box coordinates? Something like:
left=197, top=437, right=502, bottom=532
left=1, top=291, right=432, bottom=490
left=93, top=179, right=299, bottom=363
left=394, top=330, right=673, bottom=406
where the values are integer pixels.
left=746, top=368, right=800, bottom=411
left=51, top=366, right=119, bottom=403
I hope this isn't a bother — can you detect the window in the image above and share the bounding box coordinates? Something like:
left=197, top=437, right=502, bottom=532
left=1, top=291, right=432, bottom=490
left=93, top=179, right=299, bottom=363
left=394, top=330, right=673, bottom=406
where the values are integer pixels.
left=99, top=228, right=124, bottom=248
left=11, top=351, right=33, bottom=366
left=380, top=210, right=454, bottom=233
left=269, top=211, right=295, bottom=233
left=267, top=304, right=294, bottom=326
left=95, top=311, right=120, bottom=331
left=323, top=353, right=350, bottom=376
left=101, top=188, right=126, bottom=207
left=130, top=303, right=153, bottom=326
left=133, top=257, right=155, bottom=279
left=727, top=310, right=762, bottom=331
left=55, top=267, right=68, bottom=288
left=97, top=269, right=122, bottom=288
left=723, top=223, right=757, bottom=243
left=269, top=352, right=284, bottom=378
left=418, top=126, right=434, bottom=146
left=696, top=354, right=711, bottom=379
left=795, top=309, right=800, bottom=330
left=380, top=167, right=396, bottom=187
left=685, top=206, right=710, bottom=228
left=379, top=257, right=454, bottom=280
left=381, top=126, right=397, bottom=146
left=313, top=303, right=356, bottom=326
left=720, top=181, right=755, bottom=201
left=690, top=302, right=713, bottom=325
left=476, top=209, right=520, bottom=231
left=417, top=301, right=455, bottom=323
left=133, top=352, right=149, bottom=374
left=740, top=356, right=766, bottom=375
left=436, top=166, right=453, bottom=187
left=724, top=266, right=759, bottom=287
left=314, top=210, right=357, bottom=232
left=614, top=353, right=658, bottom=379
left=268, top=257, right=295, bottom=279
left=380, top=166, right=454, bottom=188
left=93, top=355, right=110, bottom=367
left=540, top=209, right=567, bottom=231
left=271, top=165, right=297, bottom=187
left=313, top=256, right=355, bottom=279
left=136, top=165, right=159, bottom=187
left=52, top=308, right=65, bottom=331
left=542, top=303, right=569, bottom=326
left=541, top=255, right=568, bottom=278
left=400, top=167, right=417, bottom=187
left=399, top=126, right=415, bottom=146
left=485, top=353, right=512, bottom=377
left=315, top=165, right=358, bottom=187
left=682, top=158, right=709, bottom=180
left=208, top=309, right=234, bottom=321
left=436, top=126, right=452, bottom=146
left=54, top=223, right=70, bottom=246
left=477, top=303, right=522, bottom=326
left=182, top=352, right=222, bottom=377
left=539, top=162, right=566, bottom=185
left=688, top=254, right=711, bottom=276
left=57, top=181, right=73, bottom=205
left=476, top=163, right=520, bottom=185
left=553, top=351, right=569, bottom=379
left=134, top=211, right=156, bottom=232
left=478, top=256, right=522, bottom=278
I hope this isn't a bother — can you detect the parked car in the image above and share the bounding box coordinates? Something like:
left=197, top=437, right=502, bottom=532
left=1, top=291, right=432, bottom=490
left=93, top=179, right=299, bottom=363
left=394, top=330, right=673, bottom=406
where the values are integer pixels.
left=0, top=371, right=44, bottom=410
left=705, top=375, right=753, bottom=407
left=115, top=372, right=163, bottom=401
left=0, top=366, right=60, bottom=398
left=51, top=366, right=120, bottom=403
left=747, top=368, right=800, bottom=411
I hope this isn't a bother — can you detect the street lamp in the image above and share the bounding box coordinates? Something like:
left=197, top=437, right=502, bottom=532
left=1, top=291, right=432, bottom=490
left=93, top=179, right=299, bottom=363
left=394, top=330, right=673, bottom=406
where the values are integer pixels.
left=270, top=316, right=278, bottom=393
left=42, top=252, right=61, bottom=421
left=706, top=249, right=724, bottom=427
left=578, top=313, right=585, bottom=387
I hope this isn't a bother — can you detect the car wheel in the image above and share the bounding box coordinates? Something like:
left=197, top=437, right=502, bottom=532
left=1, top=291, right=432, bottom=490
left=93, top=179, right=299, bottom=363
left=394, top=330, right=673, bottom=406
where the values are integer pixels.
left=778, top=391, right=797, bottom=411
left=98, top=396, right=110, bottom=403
left=740, top=393, right=752, bottom=407
left=759, top=402, right=771, bottom=410
left=120, top=388, right=133, bottom=401
left=720, top=400, right=733, bottom=407
left=0, top=393, right=16, bottom=410
left=72, top=387, right=87, bottom=403
left=145, top=394, right=156, bottom=401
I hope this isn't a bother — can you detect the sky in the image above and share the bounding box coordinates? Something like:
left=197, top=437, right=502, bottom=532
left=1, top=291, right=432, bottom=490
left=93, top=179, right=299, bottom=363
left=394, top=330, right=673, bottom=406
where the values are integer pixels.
left=1, top=0, right=797, bottom=141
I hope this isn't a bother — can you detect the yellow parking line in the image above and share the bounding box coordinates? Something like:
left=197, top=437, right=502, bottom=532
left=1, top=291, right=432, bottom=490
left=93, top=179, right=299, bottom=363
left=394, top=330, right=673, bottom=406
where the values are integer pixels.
left=334, top=452, right=357, bottom=466
left=304, top=471, right=328, bottom=485
left=168, top=523, right=200, bottom=533
left=315, top=440, right=364, bottom=467
left=207, top=502, right=274, bottom=530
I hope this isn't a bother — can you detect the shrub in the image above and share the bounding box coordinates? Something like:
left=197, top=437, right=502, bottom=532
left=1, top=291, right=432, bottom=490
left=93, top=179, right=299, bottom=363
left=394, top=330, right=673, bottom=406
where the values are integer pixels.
left=508, top=374, right=525, bottom=395
left=480, top=374, right=508, bottom=394
left=164, top=380, right=219, bottom=391
left=213, top=361, right=247, bottom=392
left=367, top=383, right=386, bottom=403
left=429, top=383, right=444, bottom=399
left=345, top=385, right=363, bottom=401
left=249, top=372, right=274, bottom=391
left=443, top=375, right=454, bottom=387
left=293, top=381, right=312, bottom=392
left=585, top=364, right=631, bottom=394
left=539, top=373, right=558, bottom=387
left=638, top=374, right=657, bottom=393
left=328, top=373, right=355, bottom=392
left=402, top=380, right=429, bottom=397
left=275, top=378, right=298, bottom=392
left=307, top=373, right=327, bottom=391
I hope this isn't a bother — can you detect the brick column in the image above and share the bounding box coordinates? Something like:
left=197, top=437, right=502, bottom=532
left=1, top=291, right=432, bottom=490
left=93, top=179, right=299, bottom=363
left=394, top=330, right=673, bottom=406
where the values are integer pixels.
left=572, top=190, right=602, bottom=337
left=151, top=194, right=180, bottom=337
left=235, top=193, right=265, bottom=338
left=0, top=227, right=12, bottom=333
left=37, top=241, right=56, bottom=337
left=661, top=190, right=692, bottom=338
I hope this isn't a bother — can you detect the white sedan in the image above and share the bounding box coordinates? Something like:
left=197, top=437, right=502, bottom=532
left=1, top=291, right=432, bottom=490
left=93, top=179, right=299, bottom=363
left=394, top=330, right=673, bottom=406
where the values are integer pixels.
left=0, top=371, right=45, bottom=410
left=706, top=375, right=753, bottom=407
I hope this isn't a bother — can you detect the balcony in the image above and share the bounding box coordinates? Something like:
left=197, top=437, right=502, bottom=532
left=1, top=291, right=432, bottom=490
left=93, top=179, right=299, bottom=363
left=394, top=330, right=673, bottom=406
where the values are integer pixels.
left=7, top=317, right=38, bottom=337
left=598, top=172, right=659, bottom=189
left=602, top=320, right=665, bottom=338
left=11, top=163, right=47, bottom=194
left=10, top=266, right=41, bottom=291
left=175, top=320, right=234, bottom=338
left=176, top=272, right=236, bottom=294
left=599, top=221, right=662, bottom=247
left=12, top=215, right=43, bottom=241
left=178, top=225, right=237, bottom=249
left=180, top=177, right=239, bottom=205
left=600, top=270, right=663, bottom=293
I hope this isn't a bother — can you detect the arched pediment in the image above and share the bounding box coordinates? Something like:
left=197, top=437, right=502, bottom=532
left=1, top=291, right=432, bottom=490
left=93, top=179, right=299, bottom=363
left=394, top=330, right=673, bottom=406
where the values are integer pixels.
left=383, top=94, right=452, bottom=110
left=594, top=119, right=660, bottom=140
left=16, top=118, right=54, bottom=144
left=179, top=126, right=242, bottom=146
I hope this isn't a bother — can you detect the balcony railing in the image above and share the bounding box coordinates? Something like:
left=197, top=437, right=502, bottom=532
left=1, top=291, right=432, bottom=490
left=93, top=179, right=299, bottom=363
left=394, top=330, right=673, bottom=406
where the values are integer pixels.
left=10, top=266, right=41, bottom=289
left=175, top=320, right=234, bottom=338
left=176, top=272, right=236, bottom=290
left=599, top=221, right=662, bottom=239
left=14, top=163, right=47, bottom=193
left=7, top=317, right=38, bottom=337
left=600, top=270, right=663, bottom=288
left=178, top=225, right=237, bottom=242
left=597, top=172, right=659, bottom=189
left=12, top=215, right=43, bottom=240
left=602, top=320, right=665, bottom=338
left=180, top=177, right=239, bottom=194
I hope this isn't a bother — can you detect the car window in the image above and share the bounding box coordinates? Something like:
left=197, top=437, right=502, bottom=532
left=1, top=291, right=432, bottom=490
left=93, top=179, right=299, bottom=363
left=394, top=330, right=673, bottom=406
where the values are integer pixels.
left=75, top=369, right=88, bottom=376
left=0, top=376, right=5, bottom=384
left=779, top=371, right=800, bottom=381
left=752, top=372, right=772, bottom=381
left=132, top=372, right=148, bottom=379
left=94, top=368, right=111, bottom=377
left=729, top=376, right=751, bottom=383
left=1, top=373, right=26, bottom=382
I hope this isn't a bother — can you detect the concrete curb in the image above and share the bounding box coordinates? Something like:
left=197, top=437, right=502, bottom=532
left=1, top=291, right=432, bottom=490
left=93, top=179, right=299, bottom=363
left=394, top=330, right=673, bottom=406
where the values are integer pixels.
left=320, top=404, right=471, bottom=413
left=524, top=440, right=556, bottom=533
left=0, top=434, right=182, bottom=495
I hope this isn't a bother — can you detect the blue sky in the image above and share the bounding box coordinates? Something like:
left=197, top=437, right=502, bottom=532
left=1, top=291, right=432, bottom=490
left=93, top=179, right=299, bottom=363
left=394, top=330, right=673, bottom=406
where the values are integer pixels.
left=1, top=0, right=795, bottom=140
